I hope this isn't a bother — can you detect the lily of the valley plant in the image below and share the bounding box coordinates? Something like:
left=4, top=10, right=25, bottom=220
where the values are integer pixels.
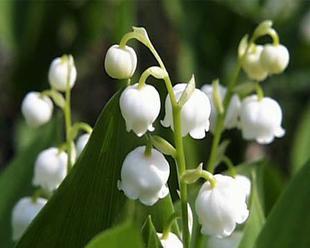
left=13, top=20, right=288, bottom=248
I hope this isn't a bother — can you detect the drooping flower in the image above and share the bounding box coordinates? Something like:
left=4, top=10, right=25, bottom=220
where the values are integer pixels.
left=104, top=45, right=137, bottom=79
left=21, top=92, right=53, bottom=128
left=260, top=44, right=289, bottom=74
left=32, top=147, right=68, bottom=192
left=195, top=174, right=249, bottom=238
left=119, top=83, right=161, bottom=137
left=161, top=83, right=211, bottom=139
left=118, top=146, right=170, bottom=206
left=11, top=197, right=47, bottom=241
left=201, top=84, right=241, bottom=132
left=239, top=95, right=285, bottom=144
left=48, top=55, right=77, bottom=92
left=76, top=133, right=91, bottom=156
left=157, top=232, right=183, bottom=248
left=242, top=45, right=268, bottom=81
left=208, top=231, right=243, bottom=248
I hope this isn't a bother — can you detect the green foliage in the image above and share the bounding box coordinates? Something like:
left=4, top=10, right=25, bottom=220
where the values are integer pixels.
left=142, top=216, right=163, bottom=248
left=0, top=120, right=57, bottom=248
left=15, top=90, right=176, bottom=248
left=291, top=104, right=310, bottom=174
left=85, top=221, right=144, bottom=248
left=254, top=161, right=310, bottom=248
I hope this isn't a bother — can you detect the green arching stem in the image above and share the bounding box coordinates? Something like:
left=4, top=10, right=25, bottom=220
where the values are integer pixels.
left=201, top=170, right=217, bottom=188
left=120, top=30, right=190, bottom=248
left=63, top=55, right=73, bottom=172
left=207, top=37, right=254, bottom=174
left=266, top=28, right=280, bottom=46
left=222, top=156, right=237, bottom=177
left=144, top=136, right=153, bottom=157
left=162, top=213, right=180, bottom=240
left=255, top=82, right=265, bottom=101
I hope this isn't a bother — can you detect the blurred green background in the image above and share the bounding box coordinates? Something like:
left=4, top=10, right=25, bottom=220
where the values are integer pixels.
left=0, top=0, right=310, bottom=175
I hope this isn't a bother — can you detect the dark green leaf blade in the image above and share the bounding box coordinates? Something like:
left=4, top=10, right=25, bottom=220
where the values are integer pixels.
left=85, top=222, right=143, bottom=248
left=254, top=161, right=310, bottom=248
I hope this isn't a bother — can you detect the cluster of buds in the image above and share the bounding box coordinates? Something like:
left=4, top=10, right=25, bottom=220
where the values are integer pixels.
left=12, top=55, right=92, bottom=241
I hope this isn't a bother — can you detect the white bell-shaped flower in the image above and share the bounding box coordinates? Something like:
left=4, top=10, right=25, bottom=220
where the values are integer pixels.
left=195, top=174, right=249, bottom=238
left=120, top=83, right=161, bottom=137
left=48, top=55, right=77, bottom=92
left=118, top=146, right=170, bottom=206
left=32, top=147, right=68, bottom=191
left=104, top=44, right=137, bottom=79
left=21, top=92, right=53, bottom=128
left=11, top=197, right=47, bottom=241
left=242, top=45, right=268, bottom=81
left=76, top=133, right=90, bottom=156
left=235, top=175, right=251, bottom=199
left=201, top=84, right=241, bottom=132
left=208, top=231, right=243, bottom=248
left=157, top=232, right=183, bottom=248
left=260, top=44, right=289, bottom=74
left=161, top=83, right=211, bottom=139
left=239, top=95, right=285, bottom=144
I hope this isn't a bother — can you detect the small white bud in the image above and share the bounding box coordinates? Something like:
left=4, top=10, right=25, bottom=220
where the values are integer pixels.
left=11, top=197, right=47, bottom=241
left=104, top=44, right=137, bottom=79
left=161, top=83, right=211, bottom=139
left=48, top=55, right=77, bottom=92
left=157, top=232, right=183, bottom=248
left=260, top=44, right=289, bottom=74
left=76, top=133, right=90, bottom=156
left=201, top=84, right=241, bottom=132
left=208, top=231, right=243, bottom=248
left=239, top=95, right=285, bottom=144
left=120, top=84, right=161, bottom=137
left=195, top=174, right=249, bottom=238
left=21, top=92, right=53, bottom=128
left=118, top=146, right=170, bottom=206
left=242, top=45, right=268, bottom=81
left=32, top=147, right=68, bottom=191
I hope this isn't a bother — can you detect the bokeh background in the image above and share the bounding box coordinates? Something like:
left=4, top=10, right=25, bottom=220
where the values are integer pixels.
left=1, top=0, right=310, bottom=178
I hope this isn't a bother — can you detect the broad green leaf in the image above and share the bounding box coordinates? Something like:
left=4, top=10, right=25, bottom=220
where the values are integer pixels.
left=142, top=216, right=163, bottom=248
left=16, top=90, right=176, bottom=247
left=238, top=170, right=265, bottom=248
left=0, top=120, right=57, bottom=248
left=291, top=104, right=310, bottom=174
left=85, top=221, right=143, bottom=248
left=254, top=161, right=310, bottom=248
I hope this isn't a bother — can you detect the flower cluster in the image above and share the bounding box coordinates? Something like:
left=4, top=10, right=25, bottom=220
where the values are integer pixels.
left=12, top=55, right=92, bottom=241
left=103, top=21, right=288, bottom=247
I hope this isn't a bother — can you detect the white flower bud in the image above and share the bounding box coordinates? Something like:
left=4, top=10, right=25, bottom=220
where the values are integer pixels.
left=104, top=44, right=137, bottom=79
left=157, top=232, right=183, bottom=248
left=260, top=44, right=289, bottom=74
left=120, top=84, right=161, bottom=137
left=118, top=146, right=170, bottom=206
left=242, top=45, right=268, bottom=81
left=21, top=92, right=53, bottom=128
left=195, top=174, right=249, bottom=238
left=161, top=84, right=211, bottom=139
left=76, top=133, right=90, bottom=156
left=235, top=175, right=251, bottom=199
left=48, top=56, right=77, bottom=92
left=32, top=147, right=68, bottom=191
left=11, top=197, right=47, bottom=241
left=208, top=231, right=243, bottom=248
left=201, top=84, right=241, bottom=132
left=239, top=95, right=285, bottom=144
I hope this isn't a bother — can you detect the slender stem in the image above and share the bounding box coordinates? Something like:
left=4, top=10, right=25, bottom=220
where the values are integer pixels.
left=172, top=106, right=190, bottom=248
left=123, top=31, right=189, bottom=247
left=64, top=56, right=73, bottom=172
